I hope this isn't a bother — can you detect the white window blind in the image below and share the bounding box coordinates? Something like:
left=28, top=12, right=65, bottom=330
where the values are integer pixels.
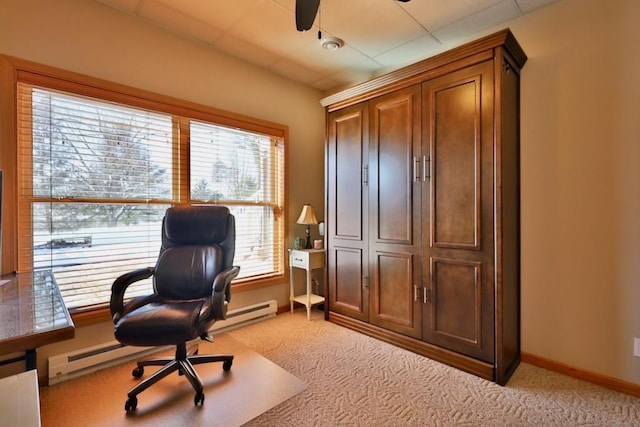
left=17, top=85, right=174, bottom=309
left=190, top=121, right=284, bottom=280
left=16, top=80, right=286, bottom=311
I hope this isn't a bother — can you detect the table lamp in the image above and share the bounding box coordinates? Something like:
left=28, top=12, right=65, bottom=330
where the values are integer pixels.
left=296, top=204, right=318, bottom=249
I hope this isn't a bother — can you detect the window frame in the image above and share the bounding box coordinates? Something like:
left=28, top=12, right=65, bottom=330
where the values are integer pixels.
left=0, top=55, right=289, bottom=325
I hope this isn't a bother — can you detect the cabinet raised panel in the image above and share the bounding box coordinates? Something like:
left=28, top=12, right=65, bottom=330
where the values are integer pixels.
left=370, top=92, right=417, bottom=245
left=424, top=257, right=492, bottom=362
left=330, top=247, right=367, bottom=319
left=332, top=110, right=366, bottom=240
left=370, top=251, right=421, bottom=339
left=427, top=75, right=482, bottom=249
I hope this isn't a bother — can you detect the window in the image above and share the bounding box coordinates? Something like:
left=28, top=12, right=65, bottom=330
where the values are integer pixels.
left=190, top=121, right=284, bottom=279
left=12, top=64, right=286, bottom=313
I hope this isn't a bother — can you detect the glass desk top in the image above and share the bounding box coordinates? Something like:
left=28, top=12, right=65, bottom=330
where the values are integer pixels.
left=0, top=271, right=75, bottom=358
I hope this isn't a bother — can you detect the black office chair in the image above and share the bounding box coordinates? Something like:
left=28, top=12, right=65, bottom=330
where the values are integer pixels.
left=110, top=205, right=240, bottom=412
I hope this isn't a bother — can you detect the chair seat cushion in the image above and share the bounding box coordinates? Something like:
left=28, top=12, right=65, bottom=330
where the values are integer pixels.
left=114, top=298, right=207, bottom=347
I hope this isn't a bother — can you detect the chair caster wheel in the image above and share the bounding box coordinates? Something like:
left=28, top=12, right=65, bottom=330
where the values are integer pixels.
left=223, top=360, right=232, bottom=371
left=125, top=396, right=138, bottom=412
left=194, top=391, right=205, bottom=406
left=132, top=366, right=144, bottom=378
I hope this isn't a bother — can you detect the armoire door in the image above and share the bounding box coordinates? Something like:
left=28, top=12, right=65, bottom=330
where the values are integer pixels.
left=326, top=102, right=369, bottom=321
left=368, top=85, right=422, bottom=339
left=421, top=60, right=496, bottom=362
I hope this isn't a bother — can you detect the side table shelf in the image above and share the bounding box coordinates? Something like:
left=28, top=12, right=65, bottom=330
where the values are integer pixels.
left=289, top=249, right=325, bottom=320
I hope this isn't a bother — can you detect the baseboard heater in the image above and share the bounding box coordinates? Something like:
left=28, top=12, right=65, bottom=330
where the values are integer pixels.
left=48, top=299, right=277, bottom=385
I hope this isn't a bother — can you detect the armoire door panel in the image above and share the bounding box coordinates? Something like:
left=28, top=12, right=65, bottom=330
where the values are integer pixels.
left=423, top=257, right=495, bottom=362
left=430, top=257, right=481, bottom=343
left=370, top=86, right=421, bottom=246
left=422, top=60, right=496, bottom=363
left=327, top=103, right=369, bottom=322
left=374, top=99, right=412, bottom=243
left=368, top=85, right=422, bottom=339
left=370, top=251, right=421, bottom=338
left=424, top=257, right=493, bottom=362
left=329, top=246, right=368, bottom=320
left=426, top=75, right=483, bottom=250
left=329, top=107, right=367, bottom=240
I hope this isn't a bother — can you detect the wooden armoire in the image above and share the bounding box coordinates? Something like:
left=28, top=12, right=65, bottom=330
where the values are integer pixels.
left=320, top=29, right=526, bottom=385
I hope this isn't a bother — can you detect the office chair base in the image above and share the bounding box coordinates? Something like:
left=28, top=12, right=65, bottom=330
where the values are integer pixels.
left=123, top=342, right=233, bottom=412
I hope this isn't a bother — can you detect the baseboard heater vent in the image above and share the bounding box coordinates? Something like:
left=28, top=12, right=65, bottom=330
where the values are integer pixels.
left=48, top=299, right=277, bottom=385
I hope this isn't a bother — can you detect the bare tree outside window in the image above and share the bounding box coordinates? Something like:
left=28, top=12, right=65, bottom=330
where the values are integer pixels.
left=28, top=89, right=173, bottom=307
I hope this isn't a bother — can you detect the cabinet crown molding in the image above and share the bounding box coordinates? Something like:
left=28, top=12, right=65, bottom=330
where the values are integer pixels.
left=320, top=28, right=526, bottom=111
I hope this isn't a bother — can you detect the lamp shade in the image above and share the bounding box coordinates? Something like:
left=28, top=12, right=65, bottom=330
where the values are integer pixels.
left=296, top=204, right=318, bottom=225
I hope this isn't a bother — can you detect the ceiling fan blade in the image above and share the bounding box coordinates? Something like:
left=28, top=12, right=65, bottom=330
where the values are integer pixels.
left=295, top=0, right=320, bottom=31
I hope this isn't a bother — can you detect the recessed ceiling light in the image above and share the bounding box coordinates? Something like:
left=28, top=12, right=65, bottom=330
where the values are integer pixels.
left=320, top=36, right=344, bottom=51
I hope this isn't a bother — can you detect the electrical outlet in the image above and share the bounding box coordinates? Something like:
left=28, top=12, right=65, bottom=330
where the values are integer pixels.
left=635, top=338, right=640, bottom=357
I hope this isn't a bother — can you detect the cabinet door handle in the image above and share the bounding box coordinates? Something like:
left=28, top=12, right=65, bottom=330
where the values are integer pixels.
left=423, top=287, right=430, bottom=303
left=362, top=164, right=369, bottom=186
left=413, top=156, right=421, bottom=182
left=423, top=155, right=430, bottom=181
left=414, top=285, right=418, bottom=302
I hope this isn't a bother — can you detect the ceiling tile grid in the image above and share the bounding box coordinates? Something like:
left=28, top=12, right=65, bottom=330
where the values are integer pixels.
left=93, top=0, right=562, bottom=92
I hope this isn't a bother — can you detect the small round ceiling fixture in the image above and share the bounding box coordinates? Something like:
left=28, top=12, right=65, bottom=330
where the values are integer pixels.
left=320, top=36, right=344, bottom=51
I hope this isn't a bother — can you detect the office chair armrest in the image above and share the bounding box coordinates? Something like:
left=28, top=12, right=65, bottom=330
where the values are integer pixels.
left=110, top=267, right=155, bottom=321
left=203, top=266, right=240, bottom=321
left=213, top=266, right=240, bottom=293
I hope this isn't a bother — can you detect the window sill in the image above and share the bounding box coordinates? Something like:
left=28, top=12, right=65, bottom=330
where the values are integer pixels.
left=71, top=306, right=112, bottom=327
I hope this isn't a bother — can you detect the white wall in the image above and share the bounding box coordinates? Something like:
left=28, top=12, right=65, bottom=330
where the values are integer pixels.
left=502, top=0, right=640, bottom=384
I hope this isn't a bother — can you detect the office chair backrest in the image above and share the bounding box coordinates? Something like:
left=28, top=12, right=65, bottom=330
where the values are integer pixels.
left=154, top=206, right=235, bottom=300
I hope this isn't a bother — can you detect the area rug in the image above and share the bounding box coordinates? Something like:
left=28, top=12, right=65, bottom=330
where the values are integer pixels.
left=39, top=333, right=307, bottom=427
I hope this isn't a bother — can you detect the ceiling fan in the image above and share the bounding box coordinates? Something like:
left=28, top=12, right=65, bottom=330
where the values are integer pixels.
left=295, top=0, right=411, bottom=32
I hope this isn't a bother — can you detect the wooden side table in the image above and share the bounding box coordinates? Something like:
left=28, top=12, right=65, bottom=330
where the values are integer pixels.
left=289, top=249, right=325, bottom=320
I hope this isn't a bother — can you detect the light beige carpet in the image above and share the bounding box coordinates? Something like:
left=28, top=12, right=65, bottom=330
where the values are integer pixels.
left=40, top=310, right=640, bottom=426
left=228, top=309, right=640, bottom=426
left=40, top=333, right=307, bottom=427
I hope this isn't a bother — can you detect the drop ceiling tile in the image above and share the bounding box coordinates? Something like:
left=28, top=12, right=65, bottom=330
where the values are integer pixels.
left=516, top=0, right=561, bottom=13
left=214, top=33, right=280, bottom=68
left=137, top=0, right=221, bottom=44
left=268, top=57, right=324, bottom=85
left=397, top=0, right=504, bottom=31
left=321, top=0, right=391, bottom=24
left=154, top=0, right=263, bottom=31
left=373, top=33, right=443, bottom=69
left=321, top=0, right=427, bottom=58
left=328, top=59, right=388, bottom=87
left=308, top=76, right=343, bottom=93
left=228, top=1, right=315, bottom=57
left=292, top=38, right=372, bottom=76
left=346, top=58, right=387, bottom=75
left=94, top=0, right=140, bottom=14
left=272, top=0, right=296, bottom=13
left=432, top=0, right=522, bottom=44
